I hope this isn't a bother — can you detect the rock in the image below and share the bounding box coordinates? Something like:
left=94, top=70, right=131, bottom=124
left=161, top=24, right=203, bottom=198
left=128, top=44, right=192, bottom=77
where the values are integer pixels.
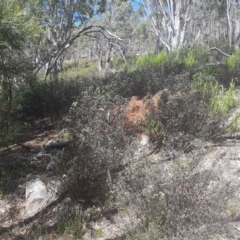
left=82, top=230, right=94, bottom=240
left=25, top=176, right=59, bottom=216
left=25, top=177, right=48, bottom=215
left=194, top=147, right=240, bottom=183
left=138, top=133, right=149, bottom=146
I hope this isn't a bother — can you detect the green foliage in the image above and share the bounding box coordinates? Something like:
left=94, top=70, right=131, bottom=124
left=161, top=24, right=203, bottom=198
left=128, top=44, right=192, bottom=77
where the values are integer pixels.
left=57, top=88, right=128, bottom=202
left=20, top=77, right=86, bottom=119
left=183, top=51, right=198, bottom=67
left=206, top=66, right=220, bottom=76
left=226, top=49, right=240, bottom=70
left=0, top=0, right=40, bottom=50
left=153, top=51, right=168, bottom=66
left=58, top=128, right=71, bottom=141
left=60, top=60, right=98, bottom=79
left=113, top=56, right=126, bottom=70
left=96, top=228, right=103, bottom=238
left=147, top=119, right=161, bottom=136
left=192, top=74, right=236, bottom=115
left=174, top=46, right=209, bottom=68
left=112, top=55, right=138, bottom=71
left=0, top=88, right=23, bottom=147
left=210, top=81, right=236, bottom=115
left=135, top=46, right=209, bottom=71
left=191, top=73, right=218, bottom=99
left=136, top=51, right=168, bottom=68
left=0, top=0, right=40, bottom=146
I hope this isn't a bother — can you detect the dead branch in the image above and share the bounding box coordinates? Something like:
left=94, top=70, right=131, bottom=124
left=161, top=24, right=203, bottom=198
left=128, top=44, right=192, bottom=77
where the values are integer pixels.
left=210, top=47, right=231, bottom=57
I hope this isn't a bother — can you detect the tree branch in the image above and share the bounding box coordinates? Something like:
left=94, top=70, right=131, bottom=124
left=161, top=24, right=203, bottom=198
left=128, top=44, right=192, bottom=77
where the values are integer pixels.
left=32, top=25, right=122, bottom=78
left=210, top=47, right=231, bottom=57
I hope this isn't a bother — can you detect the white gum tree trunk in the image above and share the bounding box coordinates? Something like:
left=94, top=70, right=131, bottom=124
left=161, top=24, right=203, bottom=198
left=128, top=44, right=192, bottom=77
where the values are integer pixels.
left=144, top=0, right=197, bottom=52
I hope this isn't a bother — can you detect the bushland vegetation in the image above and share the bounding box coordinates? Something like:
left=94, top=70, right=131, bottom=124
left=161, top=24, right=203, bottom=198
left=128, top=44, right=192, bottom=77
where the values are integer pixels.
left=1, top=45, right=240, bottom=239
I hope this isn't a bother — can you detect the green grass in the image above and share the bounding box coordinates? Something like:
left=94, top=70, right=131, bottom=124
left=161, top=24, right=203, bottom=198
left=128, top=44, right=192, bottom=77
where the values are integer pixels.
left=57, top=209, right=84, bottom=238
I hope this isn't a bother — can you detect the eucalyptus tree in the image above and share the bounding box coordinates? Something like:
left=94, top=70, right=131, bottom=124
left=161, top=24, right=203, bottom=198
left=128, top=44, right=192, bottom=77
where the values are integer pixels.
left=225, top=0, right=240, bottom=50
left=32, top=0, right=126, bottom=78
left=142, top=0, right=233, bottom=53
left=193, top=1, right=240, bottom=59
left=96, top=0, right=134, bottom=70
left=77, top=0, right=149, bottom=72
left=143, top=0, right=201, bottom=52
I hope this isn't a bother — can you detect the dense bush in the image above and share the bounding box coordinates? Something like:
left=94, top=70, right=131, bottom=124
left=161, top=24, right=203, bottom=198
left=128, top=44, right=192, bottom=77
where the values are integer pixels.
left=55, top=68, right=230, bottom=208
left=141, top=71, right=229, bottom=153
left=18, top=47, right=202, bottom=122
left=56, top=88, right=132, bottom=203
left=136, top=46, right=209, bottom=71
left=19, top=77, right=89, bottom=119
left=101, top=64, right=188, bottom=99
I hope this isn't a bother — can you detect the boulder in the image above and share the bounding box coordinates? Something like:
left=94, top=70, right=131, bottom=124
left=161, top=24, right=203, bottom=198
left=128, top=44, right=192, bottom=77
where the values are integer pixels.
left=25, top=176, right=59, bottom=216
left=25, top=177, right=48, bottom=215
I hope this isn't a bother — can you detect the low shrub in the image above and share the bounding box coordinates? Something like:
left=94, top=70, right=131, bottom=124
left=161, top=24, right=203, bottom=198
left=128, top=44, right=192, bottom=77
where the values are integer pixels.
left=60, top=60, right=98, bottom=79
left=136, top=51, right=168, bottom=68
left=183, top=50, right=198, bottom=67
left=226, top=49, right=240, bottom=70
left=192, top=74, right=237, bottom=115
left=142, top=72, right=226, bottom=151
left=122, top=150, right=234, bottom=239
left=56, top=88, right=130, bottom=203
left=185, top=46, right=209, bottom=67
left=19, top=77, right=88, bottom=119
left=149, top=90, right=223, bottom=151
left=210, top=80, right=236, bottom=115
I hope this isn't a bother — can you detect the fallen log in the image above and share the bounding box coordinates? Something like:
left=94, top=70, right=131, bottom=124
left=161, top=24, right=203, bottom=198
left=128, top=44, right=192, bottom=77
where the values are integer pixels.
left=43, top=140, right=74, bottom=151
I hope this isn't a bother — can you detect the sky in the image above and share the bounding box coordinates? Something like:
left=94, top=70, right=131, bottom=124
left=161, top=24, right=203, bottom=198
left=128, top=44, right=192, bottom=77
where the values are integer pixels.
left=130, top=0, right=142, bottom=12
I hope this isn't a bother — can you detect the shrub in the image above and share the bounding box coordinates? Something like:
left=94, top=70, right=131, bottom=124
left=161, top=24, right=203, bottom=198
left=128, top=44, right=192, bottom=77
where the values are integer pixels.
left=19, top=77, right=87, bottom=119
left=206, top=66, right=220, bottom=76
left=123, top=150, right=234, bottom=239
left=183, top=51, right=198, bottom=67
left=0, top=83, right=24, bottom=147
left=60, top=60, right=98, bottom=79
left=56, top=88, right=130, bottom=203
left=226, top=49, right=240, bottom=70
left=191, top=73, right=218, bottom=100
left=172, top=46, right=209, bottom=68
left=210, top=80, right=236, bottom=115
left=191, top=74, right=236, bottom=115
left=136, top=51, right=168, bottom=68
